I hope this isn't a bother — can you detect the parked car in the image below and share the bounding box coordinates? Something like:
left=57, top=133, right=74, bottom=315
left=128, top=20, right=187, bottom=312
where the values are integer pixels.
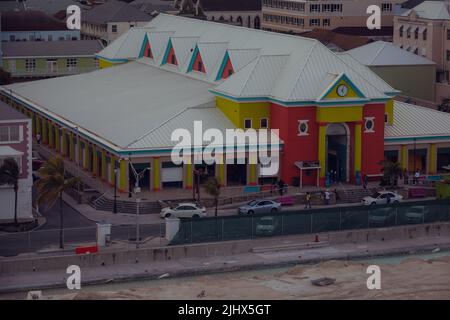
left=362, top=191, right=403, bottom=205
left=238, top=200, right=281, bottom=215
left=160, top=203, right=206, bottom=219
left=369, top=207, right=395, bottom=226
left=404, top=206, right=428, bottom=223
left=255, top=216, right=279, bottom=236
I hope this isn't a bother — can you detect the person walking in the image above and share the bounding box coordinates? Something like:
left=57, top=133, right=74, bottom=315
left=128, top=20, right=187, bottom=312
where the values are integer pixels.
left=278, top=179, right=285, bottom=196
left=414, top=170, right=420, bottom=185
left=324, top=189, right=331, bottom=205
left=305, top=192, right=312, bottom=209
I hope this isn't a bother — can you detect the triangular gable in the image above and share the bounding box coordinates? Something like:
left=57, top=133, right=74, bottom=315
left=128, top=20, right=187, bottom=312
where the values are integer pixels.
left=139, top=34, right=153, bottom=59
left=319, top=73, right=366, bottom=100
left=216, top=51, right=234, bottom=80
left=162, top=39, right=178, bottom=66
left=187, top=45, right=205, bottom=73
left=147, top=31, right=174, bottom=63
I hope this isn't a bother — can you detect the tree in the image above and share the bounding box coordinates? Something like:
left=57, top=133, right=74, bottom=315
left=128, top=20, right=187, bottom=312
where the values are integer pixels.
left=0, top=158, right=20, bottom=225
left=35, top=156, right=80, bottom=249
left=379, top=159, right=403, bottom=186
left=203, top=176, right=221, bottom=217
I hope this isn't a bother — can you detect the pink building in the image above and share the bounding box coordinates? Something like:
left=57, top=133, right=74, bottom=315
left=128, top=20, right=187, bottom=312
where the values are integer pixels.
left=394, top=1, right=450, bottom=105
left=0, top=100, right=33, bottom=223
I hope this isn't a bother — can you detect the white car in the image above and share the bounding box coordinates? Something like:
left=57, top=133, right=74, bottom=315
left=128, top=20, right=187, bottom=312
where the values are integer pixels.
left=160, top=203, right=206, bottom=219
left=362, top=191, right=403, bottom=205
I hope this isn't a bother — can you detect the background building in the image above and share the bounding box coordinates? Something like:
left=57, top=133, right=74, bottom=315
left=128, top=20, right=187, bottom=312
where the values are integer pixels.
left=261, top=0, right=405, bottom=34
left=394, top=0, right=450, bottom=105
left=1, top=40, right=103, bottom=80
left=0, top=101, right=33, bottom=223
left=346, top=41, right=436, bottom=103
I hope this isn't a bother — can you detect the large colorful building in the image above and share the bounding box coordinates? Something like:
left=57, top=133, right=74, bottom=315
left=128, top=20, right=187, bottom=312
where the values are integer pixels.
left=1, top=14, right=450, bottom=194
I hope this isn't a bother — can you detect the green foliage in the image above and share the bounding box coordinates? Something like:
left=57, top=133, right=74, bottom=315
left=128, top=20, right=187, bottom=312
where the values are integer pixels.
left=379, top=159, right=403, bottom=186
left=203, top=176, right=221, bottom=217
left=0, top=158, right=20, bottom=224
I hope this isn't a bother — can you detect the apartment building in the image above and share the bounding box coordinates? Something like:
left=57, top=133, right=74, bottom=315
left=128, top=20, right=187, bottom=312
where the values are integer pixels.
left=261, top=0, right=405, bottom=33
left=394, top=1, right=450, bottom=105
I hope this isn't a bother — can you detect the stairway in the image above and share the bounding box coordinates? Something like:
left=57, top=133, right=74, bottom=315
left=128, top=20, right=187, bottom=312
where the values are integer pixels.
left=336, top=187, right=377, bottom=204
left=90, top=196, right=162, bottom=214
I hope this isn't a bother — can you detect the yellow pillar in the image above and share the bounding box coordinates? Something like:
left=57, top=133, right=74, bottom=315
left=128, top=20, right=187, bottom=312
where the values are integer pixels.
left=32, top=113, right=36, bottom=137
left=77, top=136, right=82, bottom=166
left=69, top=132, right=74, bottom=161
left=101, top=149, right=107, bottom=180
left=215, top=154, right=226, bottom=186
left=354, top=122, right=362, bottom=174
left=428, top=144, right=437, bottom=174
left=55, top=125, right=60, bottom=153
left=400, top=145, right=408, bottom=172
left=83, top=140, right=89, bottom=170
left=119, top=159, right=127, bottom=192
left=61, top=128, right=67, bottom=157
left=42, top=118, right=48, bottom=144
left=185, top=163, right=193, bottom=189
left=48, top=122, right=54, bottom=148
left=92, top=145, right=98, bottom=176
left=249, top=164, right=258, bottom=186
left=153, top=157, right=160, bottom=191
left=318, top=123, right=327, bottom=179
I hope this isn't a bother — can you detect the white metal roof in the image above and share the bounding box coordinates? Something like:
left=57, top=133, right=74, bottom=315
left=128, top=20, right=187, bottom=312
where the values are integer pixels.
left=385, top=101, right=450, bottom=139
left=97, top=14, right=397, bottom=101
left=402, top=1, right=450, bottom=20
left=346, top=41, right=435, bottom=66
left=0, top=146, right=23, bottom=157
left=3, top=61, right=214, bottom=150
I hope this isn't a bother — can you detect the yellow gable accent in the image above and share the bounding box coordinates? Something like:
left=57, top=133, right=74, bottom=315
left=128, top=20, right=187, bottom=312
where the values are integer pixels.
left=323, top=79, right=361, bottom=100
left=216, top=97, right=270, bottom=129
left=316, top=106, right=363, bottom=123
left=385, top=98, right=394, bottom=125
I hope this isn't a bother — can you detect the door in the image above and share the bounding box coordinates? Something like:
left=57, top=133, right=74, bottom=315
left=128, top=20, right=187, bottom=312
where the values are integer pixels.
left=47, top=59, right=58, bottom=74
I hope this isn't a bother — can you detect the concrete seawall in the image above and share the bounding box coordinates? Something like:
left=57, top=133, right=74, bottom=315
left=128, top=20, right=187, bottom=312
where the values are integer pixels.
left=1, top=222, right=450, bottom=274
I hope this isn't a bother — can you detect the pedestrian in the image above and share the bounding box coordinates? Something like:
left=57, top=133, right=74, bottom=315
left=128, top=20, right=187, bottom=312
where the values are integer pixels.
left=278, top=179, right=285, bottom=196
left=414, top=169, right=420, bottom=185
left=36, top=132, right=41, bottom=144
left=305, top=192, right=312, bottom=209
left=324, top=189, right=330, bottom=205
left=363, top=174, right=368, bottom=190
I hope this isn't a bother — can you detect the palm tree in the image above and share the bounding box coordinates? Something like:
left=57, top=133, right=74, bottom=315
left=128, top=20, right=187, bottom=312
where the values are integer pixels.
left=35, top=156, right=80, bottom=249
left=379, top=159, right=403, bottom=186
left=203, top=176, right=221, bottom=217
left=0, top=158, right=20, bottom=225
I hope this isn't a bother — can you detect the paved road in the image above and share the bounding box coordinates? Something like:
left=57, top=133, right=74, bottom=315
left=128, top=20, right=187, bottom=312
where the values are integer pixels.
left=0, top=198, right=164, bottom=257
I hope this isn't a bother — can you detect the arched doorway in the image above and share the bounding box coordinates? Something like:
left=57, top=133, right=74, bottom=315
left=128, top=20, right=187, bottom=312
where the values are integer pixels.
left=237, top=16, right=243, bottom=26
left=254, top=16, right=260, bottom=29
left=326, top=123, right=350, bottom=183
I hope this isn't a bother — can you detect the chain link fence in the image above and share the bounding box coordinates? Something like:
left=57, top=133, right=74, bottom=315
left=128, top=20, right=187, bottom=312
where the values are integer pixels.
left=0, top=223, right=165, bottom=258
left=170, top=199, right=450, bottom=245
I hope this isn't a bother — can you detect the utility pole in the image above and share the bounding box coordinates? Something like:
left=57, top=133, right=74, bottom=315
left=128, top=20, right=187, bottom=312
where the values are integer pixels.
left=136, top=197, right=140, bottom=249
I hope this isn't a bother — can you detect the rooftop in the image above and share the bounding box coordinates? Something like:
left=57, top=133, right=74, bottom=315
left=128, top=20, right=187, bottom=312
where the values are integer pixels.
left=0, top=100, right=29, bottom=121
left=1, top=40, right=104, bottom=58
left=300, top=29, right=371, bottom=51
left=0, top=10, right=68, bottom=32
left=402, top=0, right=450, bottom=20
left=198, top=0, right=261, bottom=12
left=82, top=0, right=153, bottom=24
left=346, top=41, right=435, bottom=66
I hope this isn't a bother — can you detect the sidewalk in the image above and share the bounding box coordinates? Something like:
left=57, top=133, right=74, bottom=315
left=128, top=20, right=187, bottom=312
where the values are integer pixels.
left=1, top=234, right=449, bottom=294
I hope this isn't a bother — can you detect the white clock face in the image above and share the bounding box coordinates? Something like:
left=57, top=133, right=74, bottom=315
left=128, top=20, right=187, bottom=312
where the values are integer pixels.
left=336, top=84, right=349, bottom=97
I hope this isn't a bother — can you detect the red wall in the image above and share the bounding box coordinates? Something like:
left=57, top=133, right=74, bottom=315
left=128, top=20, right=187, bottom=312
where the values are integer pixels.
left=192, top=51, right=205, bottom=73
left=221, top=58, right=234, bottom=79
left=167, top=46, right=178, bottom=65
left=270, top=103, right=318, bottom=186
left=144, top=41, right=153, bottom=58
left=361, top=103, right=385, bottom=177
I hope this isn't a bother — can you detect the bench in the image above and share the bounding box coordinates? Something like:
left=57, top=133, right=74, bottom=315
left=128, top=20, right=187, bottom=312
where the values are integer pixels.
left=75, top=245, right=98, bottom=255
left=278, top=196, right=295, bottom=206
left=243, top=185, right=261, bottom=194
left=409, top=187, right=426, bottom=198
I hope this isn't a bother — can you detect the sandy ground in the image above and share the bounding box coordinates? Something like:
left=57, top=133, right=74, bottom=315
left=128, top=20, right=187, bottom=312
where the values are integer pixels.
left=36, top=255, right=450, bottom=300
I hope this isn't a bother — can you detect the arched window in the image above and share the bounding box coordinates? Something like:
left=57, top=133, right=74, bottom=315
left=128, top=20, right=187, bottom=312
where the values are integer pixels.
left=211, top=16, right=215, bottom=21
left=247, top=16, right=251, bottom=28
left=230, top=16, right=233, bottom=22
left=237, top=16, right=243, bottom=26
left=254, top=16, right=260, bottom=29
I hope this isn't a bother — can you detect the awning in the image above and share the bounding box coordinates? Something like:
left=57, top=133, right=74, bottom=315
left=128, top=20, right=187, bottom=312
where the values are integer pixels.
left=0, top=146, right=23, bottom=157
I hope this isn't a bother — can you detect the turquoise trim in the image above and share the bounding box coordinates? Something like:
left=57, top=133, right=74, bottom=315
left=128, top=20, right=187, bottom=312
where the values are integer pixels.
left=216, top=51, right=230, bottom=81
left=161, top=38, right=173, bottom=65
left=187, top=45, right=199, bottom=72
left=138, top=34, right=149, bottom=59
left=95, top=55, right=128, bottom=63
left=211, top=90, right=389, bottom=107
left=320, top=73, right=366, bottom=100
left=384, top=136, right=450, bottom=143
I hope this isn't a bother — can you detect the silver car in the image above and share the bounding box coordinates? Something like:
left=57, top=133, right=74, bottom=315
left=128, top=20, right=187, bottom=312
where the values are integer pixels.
left=160, top=203, right=206, bottom=219
left=238, top=200, right=281, bottom=215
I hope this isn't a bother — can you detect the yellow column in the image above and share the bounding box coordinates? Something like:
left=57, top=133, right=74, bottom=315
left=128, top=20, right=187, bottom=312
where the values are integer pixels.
left=83, top=141, right=89, bottom=170
left=32, top=113, right=36, bottom=137
left=55, top=125, right=60, bottom=153
left=354, top=122, right=362, bottom=174
left=215, top=154, right=226, bottom=186
left=101, top=149, right=107, bottom=180
left=428, top=144, right=437, bottom=174
left=249, top=164, right=258, bottom=186
left=61, top=128, right=67, bottom=157
left=119, top=159, right=127, bottom=192
left=153, top=157, right=160, bottom=191
left=48, top=122, right=54, bottom=148
left=318, top=123, right=327, bottom=179
left=185, top=163, right=193, bottom=189
left=42, top=118, right=48, bottom=144
left=69, top=132, right=74, bottom=161
left=110, top=155, right=116, bottom=185
left=77, top=137, right=82, bottom=166
left=92, top=145, right=98, bottom=176
left=400, top=145, right=408, bottom=172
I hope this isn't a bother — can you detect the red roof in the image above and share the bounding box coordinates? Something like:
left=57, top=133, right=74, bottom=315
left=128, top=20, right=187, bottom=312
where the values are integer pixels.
left=1, top=10, right=67, bottom=31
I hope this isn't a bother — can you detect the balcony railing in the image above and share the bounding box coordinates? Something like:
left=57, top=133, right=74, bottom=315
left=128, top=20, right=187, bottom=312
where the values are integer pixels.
left=11, top=67, right=99, bottom=78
